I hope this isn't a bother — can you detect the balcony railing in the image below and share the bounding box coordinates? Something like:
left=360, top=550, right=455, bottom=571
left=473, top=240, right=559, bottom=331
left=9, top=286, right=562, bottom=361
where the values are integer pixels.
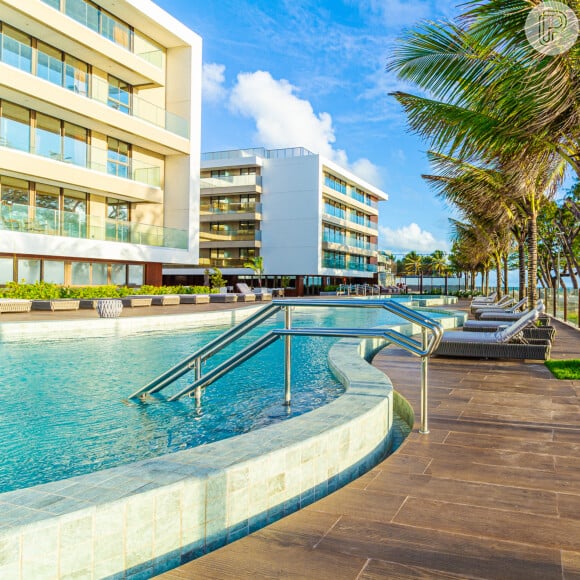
left=200, top=175, right=262, bottom=189
left=322, top=233, right=377, bottom=251
left=200, top=202, right=262, bottom=215
left=0, top=129, right=161, bottom=187
left=200, top=229, right=262, bottom=242
left=322, top=257, right=377, bottom=272
left=41, top=0, right=164, bottom=69
left=324, top=176, right=379, bottom=210
left=0, top=202, right=188, bottom=248
left=202, top=147, right=314, bottom=162
left=197, top=258, right=251, bottom=268
left=0, top=32, right=188, bottom=138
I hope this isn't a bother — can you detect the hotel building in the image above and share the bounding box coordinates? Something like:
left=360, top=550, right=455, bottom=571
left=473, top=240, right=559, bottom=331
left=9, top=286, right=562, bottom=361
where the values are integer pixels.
left=164, top=147, right=388, bottom=295
left=0, top=0, right=201, bottom=287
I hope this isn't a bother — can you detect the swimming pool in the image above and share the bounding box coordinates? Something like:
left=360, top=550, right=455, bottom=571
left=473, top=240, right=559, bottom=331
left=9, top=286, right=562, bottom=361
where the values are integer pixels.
left=0, top=303, right=430, bottom=493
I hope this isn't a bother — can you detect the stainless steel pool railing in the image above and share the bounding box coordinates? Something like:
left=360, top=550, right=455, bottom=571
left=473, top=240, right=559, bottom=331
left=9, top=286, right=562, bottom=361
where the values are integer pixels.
left=129, top=299, right=444, bottom=434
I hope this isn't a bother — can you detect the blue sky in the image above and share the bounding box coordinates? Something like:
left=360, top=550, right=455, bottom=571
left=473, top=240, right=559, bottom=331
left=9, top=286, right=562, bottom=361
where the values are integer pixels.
left=154, top=0, right=571, bottom=256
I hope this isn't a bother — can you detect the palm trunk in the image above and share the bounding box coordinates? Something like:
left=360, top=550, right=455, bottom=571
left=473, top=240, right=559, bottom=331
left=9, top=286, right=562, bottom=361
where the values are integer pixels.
left=503, top=254, right=509, bottom=295
left=518, top=239, right=526, bottom=300
left=495, top=253, right=502, bottom=299
left=527, top=214, right=538, bottom=308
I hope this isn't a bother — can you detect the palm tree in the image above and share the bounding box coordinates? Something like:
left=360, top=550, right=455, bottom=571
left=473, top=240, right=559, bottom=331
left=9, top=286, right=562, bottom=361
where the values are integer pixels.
left=403, top=251, right=425, bottom=293
left=387, top=5, right=574, bottom=305
left=427, top=249, right=449, bottom=294
left=243, top=255, right=264, bottom=288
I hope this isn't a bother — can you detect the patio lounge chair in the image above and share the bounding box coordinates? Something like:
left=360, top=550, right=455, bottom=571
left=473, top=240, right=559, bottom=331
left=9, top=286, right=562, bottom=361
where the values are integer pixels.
left=434, top=303, right=551, bottom=360
left=121, top=296, right=153, bottom=307
left=462, top=321, right=556, bottom=342
left=473, top=297, right=528, bottom=318
left=0, top=298, right=32, bottom=313
left=477, top=300, right=544, bottom=321
left=471, top=292, right=497, bottom=304
left=209, top=293, right=238, bottom=303
left=150, top=295, right=180, bottom=306
left=470, top=295, right=514, bottom=314
left=236, top=283, right=272, bottom=301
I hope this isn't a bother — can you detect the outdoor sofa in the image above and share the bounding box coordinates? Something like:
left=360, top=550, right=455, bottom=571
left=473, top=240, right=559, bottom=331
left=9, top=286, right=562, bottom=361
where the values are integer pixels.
left=31, top=299, right=80, bottom=311
left=0, top=299, right=32, bottom=313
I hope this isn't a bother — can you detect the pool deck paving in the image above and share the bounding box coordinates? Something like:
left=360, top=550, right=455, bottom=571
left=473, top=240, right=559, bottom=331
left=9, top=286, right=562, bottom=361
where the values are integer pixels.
left=155, top=301, right=580, bottom=579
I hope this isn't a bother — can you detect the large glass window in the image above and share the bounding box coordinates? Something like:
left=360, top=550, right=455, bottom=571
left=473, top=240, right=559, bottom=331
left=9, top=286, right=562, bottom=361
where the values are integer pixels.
left=63, top=122, right=87, bottom=166
left=18, top=259, right=41, bottom=283
left=1, top=25, right=32, bottom=73
left=1, top=177, right=29, bottom=225
left=0, top=257, right=13, bottom=283
left=128, top=264, right=143, bottom=286
left=108, top=75, right=131, bottom=114
left=107, top=138, right=130, bottom=178
left=44, top=261, right=65, bottom=284
left=63, top=189, right=87, bottom=238
left=64, top=55, right=88, bottom=96
left=37, top=42, right=63, bottom=86
left=1, top=102, right=30, bottom=152
left=71, top=261, right=90, bottom=285
left=111, top=263, right=126, bottom=285
left=92, top=263, right=108, bottom=285
left=35, top=113, right=61, bottom=160
left=65, top=0, right=99, bottom=33
left=101, top=12, right=130, bottom=49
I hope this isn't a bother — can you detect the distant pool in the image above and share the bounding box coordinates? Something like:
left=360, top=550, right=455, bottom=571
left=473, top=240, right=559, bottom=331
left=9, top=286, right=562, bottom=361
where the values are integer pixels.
left=0, top=304, right=443, bottom=493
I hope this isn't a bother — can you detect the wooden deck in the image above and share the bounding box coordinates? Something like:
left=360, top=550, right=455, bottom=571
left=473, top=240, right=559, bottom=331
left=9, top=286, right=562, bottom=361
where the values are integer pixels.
left=159, top=309, right=580, bottom=579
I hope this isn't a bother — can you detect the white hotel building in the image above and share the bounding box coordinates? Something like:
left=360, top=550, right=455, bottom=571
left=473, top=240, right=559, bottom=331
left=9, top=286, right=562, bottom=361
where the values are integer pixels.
left=0, top=0, right=201, bottom=286
left=164, top=147, right=388, bottom=295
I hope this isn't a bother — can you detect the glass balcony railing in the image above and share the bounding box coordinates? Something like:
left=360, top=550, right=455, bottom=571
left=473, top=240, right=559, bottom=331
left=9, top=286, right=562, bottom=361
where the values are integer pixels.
left=322, top=233, right=377, bottom=251
left=200, top=229, right=261, bottom=242
left=201, top=147, right=314, bottom=162
left=0, top=125, right=161, bottom=187
left=324, top=176, right=379, bottom=210
left=200, top=175, right=262, bottom=189
left=348, top=214, right=374, bottom=229
left=0, top=32, right=188, bottom=138
left=0, top=202, right=188, bottom=248
left=41, top=0, right=164, bottom=69
left=197, top=257, right=251, bottom=268
left=322, top=257, right=377, bottom=272
left=200, top=202, right=262, bottom=215
left=323, top=206, right=347, bottom=220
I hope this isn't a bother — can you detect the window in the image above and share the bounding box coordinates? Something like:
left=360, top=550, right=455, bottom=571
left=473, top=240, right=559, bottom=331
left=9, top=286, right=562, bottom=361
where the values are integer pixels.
left=0, top=101, right=30, bottom=152
left=1, top=25, right=32, bottom=73
left=63, top=189, right=87, bottom=238
left=211, top=169, right=231, bottom=178
left=1, top=177, right=29, bottom=206
left=65, top=0, right=99, bottom=33
left=44, top=261, right=65, bottom=284
left=63, top=122, right=87, bottom=166
left=64, top=55, right=88, bottom=96
left=128, top=265, right=143, bottom=286
left=35, top=113, right=61, bottom=160
left=0, top=257, right=13, bottom=283
left=107, top=138, right=130, bottom=178
left=71, top=261, right=90, bottom=285
left=111, top=263, right=126, bottom=285
left=240, top=167, right=257, bottom=175
left=107, top=198, right=129, bottom=221
left=37, top=42, right=63, bottom=86
left=108, top=75, right=130, bottom=114
left=101, top=12, right=130, bottom=49
left=92, top=262, right=108, bottom=285
left=18, top=259, right=41, bottom=283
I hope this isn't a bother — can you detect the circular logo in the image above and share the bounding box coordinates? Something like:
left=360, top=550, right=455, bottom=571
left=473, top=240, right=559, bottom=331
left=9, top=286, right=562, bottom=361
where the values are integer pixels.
left=525, top=1, right=579, bottom=55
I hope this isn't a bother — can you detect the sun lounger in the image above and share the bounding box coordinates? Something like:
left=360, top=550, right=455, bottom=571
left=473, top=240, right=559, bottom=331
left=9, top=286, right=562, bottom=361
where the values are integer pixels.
left=463, top=322, right=556, bottom=342
left=178, top=294, right=210, bottom=304
left=477, top=300, right=544, bottom=320
left=0, top=299, right=32, bottom=313
left=471, top=292, right=497, bottom=304
left=470, top=295, right=514, bottom=314
left=434, top=303, right=551, bottom=360
left=236, top=283, right=272, bottom=301
left=31, top=299, right=80, bottom=311
left=473, top=297, right=528, bottom=318
left=150, top=295, right=180, bottom=306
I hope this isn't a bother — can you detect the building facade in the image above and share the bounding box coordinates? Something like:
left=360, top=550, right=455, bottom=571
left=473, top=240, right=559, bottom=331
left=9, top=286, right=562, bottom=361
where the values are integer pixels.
left=164, top=147, right=388, bottom=295
left=0, top=0, right=201, bottom=287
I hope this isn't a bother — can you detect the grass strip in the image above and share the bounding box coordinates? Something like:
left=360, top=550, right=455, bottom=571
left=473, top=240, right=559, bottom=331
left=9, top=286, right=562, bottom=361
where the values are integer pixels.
left=545, top=359, right=580, bottom=380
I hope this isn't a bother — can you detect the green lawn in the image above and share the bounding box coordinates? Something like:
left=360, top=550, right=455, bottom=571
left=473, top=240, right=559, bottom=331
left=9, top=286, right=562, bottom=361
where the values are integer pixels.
left=545, top=359, right=580, bottom=380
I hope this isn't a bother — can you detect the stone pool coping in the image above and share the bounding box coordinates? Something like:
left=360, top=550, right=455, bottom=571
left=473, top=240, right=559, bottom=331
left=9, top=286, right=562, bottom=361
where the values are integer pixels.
left=0, top=299, right=465, bottom=578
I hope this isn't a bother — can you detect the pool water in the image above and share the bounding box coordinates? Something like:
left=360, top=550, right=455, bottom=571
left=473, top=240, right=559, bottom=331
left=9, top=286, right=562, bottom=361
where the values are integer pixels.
left=0, top=304, right=438, bottom=493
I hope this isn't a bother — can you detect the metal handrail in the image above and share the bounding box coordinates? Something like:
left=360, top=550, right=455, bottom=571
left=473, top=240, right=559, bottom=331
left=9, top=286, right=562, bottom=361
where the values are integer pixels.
left=129, top=298, right=444, bottom=434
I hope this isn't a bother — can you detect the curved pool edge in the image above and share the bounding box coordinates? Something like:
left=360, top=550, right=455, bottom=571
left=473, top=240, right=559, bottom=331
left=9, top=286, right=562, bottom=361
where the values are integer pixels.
left=0, top=299, right=465, bottom=578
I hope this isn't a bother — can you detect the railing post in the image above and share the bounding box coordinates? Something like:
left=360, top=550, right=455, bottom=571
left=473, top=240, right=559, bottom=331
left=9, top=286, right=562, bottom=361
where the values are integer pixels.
left=194, top=356, right=202, bottom=408
left=420, top=327, right=430, bottom=435
left=563, top=285, right=568, bottom=322
left=284, top=306, right=292, bottom=406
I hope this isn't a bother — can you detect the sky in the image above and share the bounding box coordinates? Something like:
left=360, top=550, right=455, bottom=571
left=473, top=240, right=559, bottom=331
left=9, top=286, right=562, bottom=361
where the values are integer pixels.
left=154, top=0, right=571, bottom=258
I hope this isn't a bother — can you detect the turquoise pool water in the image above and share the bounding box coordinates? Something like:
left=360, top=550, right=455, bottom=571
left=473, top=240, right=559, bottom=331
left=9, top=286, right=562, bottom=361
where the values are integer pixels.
left=0, top=304, right=442, bottom=493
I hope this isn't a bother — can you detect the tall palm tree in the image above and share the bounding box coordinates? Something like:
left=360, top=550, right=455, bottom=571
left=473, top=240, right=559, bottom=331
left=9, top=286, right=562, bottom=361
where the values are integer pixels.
left=387, top=4, right=574, bottom=304
left=403, top=251, right=425, bottom=293
left=428, top=249, right=449, bottom=294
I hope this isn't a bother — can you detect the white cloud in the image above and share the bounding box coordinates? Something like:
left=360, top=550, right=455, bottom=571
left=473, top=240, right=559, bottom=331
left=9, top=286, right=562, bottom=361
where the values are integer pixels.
left=379, top=222, right=448, bottom=253
left=229, top=70, right=381, bottom=186
left=202, top=63, right=227, bottom=103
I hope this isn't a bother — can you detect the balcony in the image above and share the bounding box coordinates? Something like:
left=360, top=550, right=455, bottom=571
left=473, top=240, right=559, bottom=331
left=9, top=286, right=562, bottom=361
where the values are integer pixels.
left=324, top=176, right=379, bottom=210
left=200, top=175, right=262, bottom=190
left=196, top=257, right=251, bottom=269
left=0, top=202, right=188, bottom=248
left=200, top=202, right=262, bottom=215
left=41, top=0, right=164, bottom=68
left=0, top=32, right=188, bottom=138
left=200, top=229, right=262, bottom=242
left=201, top=147, right=313, bottom=162
left=322, top=233, right=377, bottom=252
left=0, top=129, right=161, bottom=187
left=322, top=257, right=377, bottom=272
